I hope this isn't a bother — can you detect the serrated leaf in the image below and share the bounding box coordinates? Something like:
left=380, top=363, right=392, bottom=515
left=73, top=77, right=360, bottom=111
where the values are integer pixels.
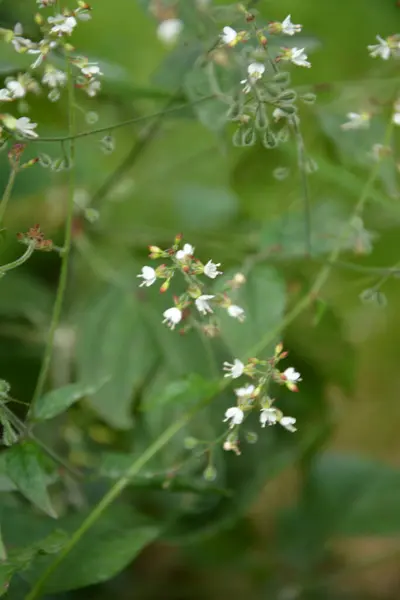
left=5, top=442, right=56, bottom=518
left=32, top=379, right=108, bottom=421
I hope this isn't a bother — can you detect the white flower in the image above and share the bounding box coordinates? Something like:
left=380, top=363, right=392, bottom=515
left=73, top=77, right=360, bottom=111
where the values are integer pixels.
left=11, top=23, right=33, bottom=53
left=283, top=367, right=302, bottom=383
left=223, top=359, right=244, bottom=379
left=6, top=80, right=26, bottom=98
left=281, top=15, right=302, bottom=36
left=241, top=62, right=265, bottom=93
left=227, top=305, right=245, bottom=322
left=48, top=14, right=77, bottom=36
left=85, top=79, right=101, bottom=97
left=341, top=112, right=370, bottom=130
left=272, top=107, right=287, bottom=121
left=162, top=307, right=182, bottom=330
left=81, top=64, right=103, bottom=77
left=280, top=416, right=297, bottom=432
left=176, top=243, right=194, bottom=260
left=221, top=26, right=238, bottom=46
left=203, top=260, right=222, bottom=279
left=157, top=19, right=183, bottom=44
left=234, top=384, right=255, bottom=398
left=14, top=117, right=38, bottom=138
left=42, top=68, right=67, bottom=88
left=260, top=408, right=278, bottom=427
left=0, top=89, right=11, bottom=102
left=195, top=294, right=214, bottom=315
left=393, top=113, right=400, bottom=126
left=137, top=266, right=157, bottom=287
left=368, top=35, right=391, bottom=60
left=224, top=406, right=244, bottom=427
left=281, top=47, right=311, bottom=68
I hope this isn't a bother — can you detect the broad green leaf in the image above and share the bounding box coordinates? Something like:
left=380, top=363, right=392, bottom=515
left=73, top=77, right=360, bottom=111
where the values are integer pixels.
left=5, top=442, right=56, bottom=518
left=216, top=265, right=286, bottom=359
left=76, top=285, right=159, bottom=429
left=174, top=184, right=239, bottom=231
left=0, top=273, right=52, bottom=326
left=32, top=379, right=108, bottom=421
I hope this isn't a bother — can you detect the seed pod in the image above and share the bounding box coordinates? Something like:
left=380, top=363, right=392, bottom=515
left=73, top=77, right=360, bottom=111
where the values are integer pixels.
left=300, top=92, right=317, bottom=105
left=276, top=126, right=290, bottom=143
left=276, top=103, right=297, bottom=115
left=272, top=71, right=290, bottom=86
left=255, top=103, right=268, bottom=130
left=227, top=100, right=243, bottom=121
left=232, top=126, right=244, bottom=147
left=242, top=126, right=257, bottom=146
left=39, top=153, right=52, bottom=168
left=100, top=135, right=116, bottom=155
left=262, top=127, right=277, bottom=149
left=278, top=89, right=297, bottom=103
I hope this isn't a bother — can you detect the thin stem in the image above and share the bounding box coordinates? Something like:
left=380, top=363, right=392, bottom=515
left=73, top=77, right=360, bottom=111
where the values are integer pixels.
left=28, top=53, right=76, bottom=418
left=0, top=243, right=35, bottom=273
left=31, top=97, right=212, bottom=144
left=0, top=167, right=18, bottom=227
left=292, top=118, right=312, bottom=255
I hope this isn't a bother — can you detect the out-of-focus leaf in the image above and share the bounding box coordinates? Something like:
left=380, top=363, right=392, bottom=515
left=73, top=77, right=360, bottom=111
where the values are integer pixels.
left=5, top=442, right=56, bottom=518
left=0, top=273, right=52, bottom=326
left=32, top=378, right=108, bottom=421
left=174, top=184, right=239, bottom=230
left=76, top=284, right=159, bottom=429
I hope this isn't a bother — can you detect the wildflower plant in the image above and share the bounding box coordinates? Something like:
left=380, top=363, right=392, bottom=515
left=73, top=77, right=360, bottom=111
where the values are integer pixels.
left=0, top=0, right=398, bottom=598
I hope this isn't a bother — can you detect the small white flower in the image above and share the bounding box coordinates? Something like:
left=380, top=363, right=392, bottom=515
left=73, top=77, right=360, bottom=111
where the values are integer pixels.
left=137, top=266, right=157, bottom=287
left=176, top=243, right=195, bottom=260
left=368, top=35, right=391, bottom=60
left=203, top=260, right=222, bottom=279
left=195, top=294, right=214, bottom=315
left=223, top=359, right=244, bottom=379
left=81, top=64, right=102, bottom=78
left=280, top=416, right=297, bottom=432
left=234, top=384, right=255, bottom=398
left=281, top=15, right=302, bottom=36
left=0, top=89, right=11, bottom=102
left=341, top=112, right=370, bottom=130
left=224, top=406, right=244, bottom=427
left=283, top=367, right=302, bottom=383
left=393, top=113, right=400, bottom=126
left=240, top=62, right=265, bottom=93
left=221, top=26, right=238, bottom=46
left=85, top=79, right=101, bottom=97
left=162, top=307, right=182, bottom=330
left=227, top=305, right=245, bottom=322
left=6, top=80, right=26, bottom=99
left=11, top=23, right=33, bottom=53
left=157, top=19, right=183, bottom=44
left=260, top=408, right=278, bottom=427
left=272, top=107, right=287, bottom=121
left=14, top=117, right=38, bottom=138
left=42, top=67, right=67, bottom=88
left=281, top=47, right=311, bottom=68
left=48, top=14, right=77, bottom=36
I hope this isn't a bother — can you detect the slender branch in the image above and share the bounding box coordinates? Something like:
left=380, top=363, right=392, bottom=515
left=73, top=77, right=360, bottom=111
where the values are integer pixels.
left=28, top=53, right=76, bottom=418
left=0, top=243, right=35, bottom=273
left=30, top=97, right=212, bottom=144
left=0, top=166, right=18, bottom=227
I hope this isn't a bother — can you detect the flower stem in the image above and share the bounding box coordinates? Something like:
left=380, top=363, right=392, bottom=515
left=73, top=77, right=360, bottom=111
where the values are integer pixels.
left=28, top=53, right=76, bottom=418
left=0, top=243, right=35, bottom=273
left=0, top=167, right=18, bottom=228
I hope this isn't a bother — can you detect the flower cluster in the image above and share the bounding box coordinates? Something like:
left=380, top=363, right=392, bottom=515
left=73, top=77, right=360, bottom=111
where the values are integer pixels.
left=368, top=34, right=400, bottom=60
left=17, top=224, right=53, bottom=251
left=137, top=235, right=246, bottom=334
left=222, top=344, right=300, bottom=455
left=0, top=1, right=102, bottom=142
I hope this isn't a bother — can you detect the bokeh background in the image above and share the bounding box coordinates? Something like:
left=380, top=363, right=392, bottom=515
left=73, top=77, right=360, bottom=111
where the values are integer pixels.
left=1, top=0, right=400, bottom=598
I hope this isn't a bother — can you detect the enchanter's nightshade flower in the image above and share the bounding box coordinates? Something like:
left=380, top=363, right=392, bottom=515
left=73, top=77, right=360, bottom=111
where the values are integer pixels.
left=48, top=14, right=77, bottom=36
left=227, top=305, right=245, bottom=322
left=6, top=80, right=26, bottom=98
left=260, top=408, right=278, bottom=427
left=280, top=47, right=311, bottom=68
left=281, top=15, right=302, bottom=35
left=157, top=19, right=183, bottom=44
left=204, top=260, right=222, bottom=279
left=241, top=62, right=265, bottom=93
left=283, top=367, right=302, bottom=383
left=11, top=23, right=33, bottom=53
left=393, top=112, right=400, bottom=126
left=272, top=107, right=287, bottom=121
left=0, top=89, right=11, bottom=101
left=163, top=307, right=182, bottom=330
left=81, top=64, right=103, bottom=78
left=137, top=266, right=157, bottom=287
left=280, top=416, right=297, bottom=432
left=176, top=243, right=194, bottom=260
left=85, top=79, right=101, bottom=97
left=28, top=39, right=58, bottom=69
left=42, top=66, right=67, bottom=88
left=224, top=406, right=244, bottom=427
left=234, top=384, right=255, bottom=399
left=341, top=112, right=370, bottom=130
left=223, top=359, right=244, bottom=379
left=13, top=116, right=38, bottom=138
left=368, top=35, right=391, bottom=60
left=221, top=26, right=238, bottom=46
left=195, top=295, right=214, bottom=315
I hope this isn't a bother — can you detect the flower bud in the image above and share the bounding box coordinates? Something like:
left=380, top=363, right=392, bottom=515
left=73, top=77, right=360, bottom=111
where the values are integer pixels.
left=148, top=245, right=163, bottom=258
left=203, top=465, right=217, bottom=481
left=159, top=279, right=170, bottom=293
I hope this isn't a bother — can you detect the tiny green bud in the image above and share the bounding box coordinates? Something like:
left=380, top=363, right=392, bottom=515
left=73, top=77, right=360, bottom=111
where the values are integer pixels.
left=203, top=464, right=217, bottom=482
left=184, top=436, right=198, bottom=450
left=245, top=431, right=258, bottom=444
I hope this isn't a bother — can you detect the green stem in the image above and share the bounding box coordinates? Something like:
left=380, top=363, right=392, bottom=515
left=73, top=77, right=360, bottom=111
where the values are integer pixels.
left=28, top=53, right=76, bottom=418
left=0, top=167, right=18, bottom=227
left=0, top=243, right=35, bottom=273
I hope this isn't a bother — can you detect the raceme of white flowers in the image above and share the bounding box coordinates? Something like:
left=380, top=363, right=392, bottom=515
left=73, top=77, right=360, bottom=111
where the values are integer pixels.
left=0, top=1, right=103, bottom=141
left=222, top=344, right=300, bottom=455
left=136, top=236, right=246, bottom=333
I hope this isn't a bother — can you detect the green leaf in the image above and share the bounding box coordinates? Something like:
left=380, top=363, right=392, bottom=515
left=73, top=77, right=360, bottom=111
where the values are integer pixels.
left=216, top=265, right=286, bottom=358
left=76, top=285, right=159, bottom=429
left=5, top=442, right=57, bottom=518
left=32, top=379, right=108, bottom=421
left=0, top=273, right=52, bottom=326
left=174, top=184, right=239, bottom=231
